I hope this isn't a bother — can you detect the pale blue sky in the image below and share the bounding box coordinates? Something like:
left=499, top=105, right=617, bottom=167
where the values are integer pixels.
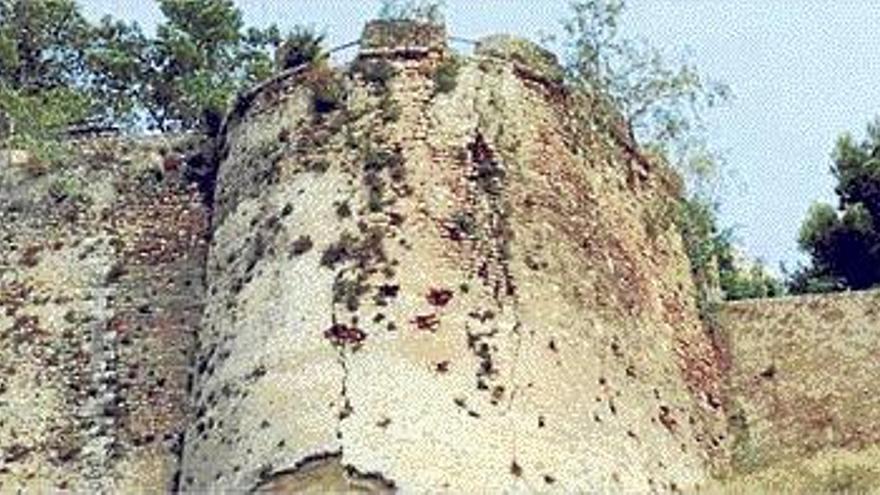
left=78, top=1, right=880, bottom=273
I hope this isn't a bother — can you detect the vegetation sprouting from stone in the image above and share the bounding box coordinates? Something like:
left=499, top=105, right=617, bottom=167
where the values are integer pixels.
left=275, top=27, right=326, bottom=71
left=306, top=67, right=345, bottom=114
left=432, top=55, right=461, bottom=94
left=557, top=0, right=731, bottom=189
left=352, top=58, right=398, bottom=90
left=377, top=0, right=446, bottom=24
left=553, top=2, right=787, bottom=307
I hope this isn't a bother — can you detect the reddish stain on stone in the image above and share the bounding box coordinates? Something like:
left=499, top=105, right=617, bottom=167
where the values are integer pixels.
left=324, top=324, right=367, bottom=345
left=412, top=314, right=440, bottom=332
left=426, top=288, right=453, bottom=307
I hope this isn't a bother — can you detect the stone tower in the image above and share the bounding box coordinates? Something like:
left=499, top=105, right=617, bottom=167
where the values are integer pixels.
left=179, top=20, right=728, bottom=493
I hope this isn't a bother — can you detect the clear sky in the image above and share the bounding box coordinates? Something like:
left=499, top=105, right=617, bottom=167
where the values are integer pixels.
left=78, top=1, right=880, bottom=273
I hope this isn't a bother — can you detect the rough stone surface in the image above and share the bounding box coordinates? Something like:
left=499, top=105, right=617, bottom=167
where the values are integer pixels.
left=2, top=20, right=880, bottom=495
left=0, top=137, right=209, bottom=492
left=718, top=289, right=880, bottom=475
left=180, top=24, right=728, bottom=493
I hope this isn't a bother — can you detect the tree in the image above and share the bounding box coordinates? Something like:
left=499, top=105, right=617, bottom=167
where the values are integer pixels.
left=0, top=0, right=92, bottom=92
left=141, top=0, right=280, bottom=132
left=677, top=197, right=781, bottom=306
left=80, top=0, right=283, bottom=133
left=0, top=0, right=95, bottom=163
left=556, top=2, right=771, bottom=306
left=86, top=16, right=152, bottom=128
left=558, top=0, right=731, bottom=191
left=717, top=249, right=783, bottom=301
left=792, top=125, right=880, bottom=293
left=1, top=0, right=288, bottom=151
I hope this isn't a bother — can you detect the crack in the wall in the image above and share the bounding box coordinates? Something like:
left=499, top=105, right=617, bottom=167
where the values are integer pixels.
left=468, top=70, right=528, bottom=475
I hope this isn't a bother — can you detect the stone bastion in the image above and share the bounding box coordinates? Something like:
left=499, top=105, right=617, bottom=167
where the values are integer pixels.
left=0, top=19, right=878, bottom=494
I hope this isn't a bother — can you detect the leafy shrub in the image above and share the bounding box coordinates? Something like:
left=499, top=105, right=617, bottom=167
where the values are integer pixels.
left=353, top=59, right=398, bottom=89
left=307, top=68, right=345, bottom=114
left=433, top=56, right=461, bottom=94
left=275, top=27, right=326, bottom=71
left=48, top=175, right=89, bottom=204
left=677, top=197, right=782, bottom=310
left=0, top=85, right=91, bottom=171
left=377, top=0, right=445, bottom=23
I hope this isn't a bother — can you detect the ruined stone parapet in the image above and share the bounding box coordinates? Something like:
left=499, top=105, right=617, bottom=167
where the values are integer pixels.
left=475, top=34, right=565, bottom=86
left=182, top=24, right=728, bottom=493
left=359, top=20, right=446, bottom=58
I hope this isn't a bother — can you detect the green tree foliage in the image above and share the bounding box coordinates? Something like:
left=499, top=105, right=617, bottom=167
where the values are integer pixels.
left=377, top=0, right=446, bottom=24
left=718, top=250, right=783, bottom=301
left=0, top=0, right=92, bottom=91
left=1, top=0, right=286, bottom=144
left=0, top=84, right=91, bottom=166
left=558, top=0, right=731, bottom=189
left=678, top=197, right=783, bottom=307
left=143, top=0, right=281, bottom=132
left=0, top=0, right=95, bottom=161
left=275, top=27, right=326, bottom=71
left=86, top=16, right=151, bottom=127
left=792, top=124, right=880, bottom=292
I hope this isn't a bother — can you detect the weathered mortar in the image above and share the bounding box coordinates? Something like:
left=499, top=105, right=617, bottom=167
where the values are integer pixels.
left=0, top=137, right=209, bottom=492
left=182, top=21, right=728, bottom=493
left=3, top=19, right=879, bottom=495
left=717, top=289, right=880, bottom=475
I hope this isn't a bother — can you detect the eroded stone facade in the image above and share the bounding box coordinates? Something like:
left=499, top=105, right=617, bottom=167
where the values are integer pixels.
left=718, top=289, right=880, bottom=475
left=0, top=137, right=209, bottom=492
left=179, top=21, right=727, bottom=493
left=1, top=19, right=878, bottom=495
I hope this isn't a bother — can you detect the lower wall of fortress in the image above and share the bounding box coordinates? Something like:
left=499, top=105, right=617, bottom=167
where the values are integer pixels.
left=718, top=289, right=880, bottom=475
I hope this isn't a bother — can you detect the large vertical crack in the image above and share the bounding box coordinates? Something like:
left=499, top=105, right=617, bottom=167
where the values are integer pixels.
left=468, top=65, right=527, bottom=474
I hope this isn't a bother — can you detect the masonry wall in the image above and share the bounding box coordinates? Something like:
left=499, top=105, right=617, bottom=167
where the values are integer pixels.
left=180, top=21, right=729, bottom=493
left=718, top=289, right=880, bottom=474
left=0, top=137, right=209, bottom=492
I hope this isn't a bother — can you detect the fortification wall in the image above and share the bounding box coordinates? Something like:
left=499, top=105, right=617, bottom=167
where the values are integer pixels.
left=0, top=137, right=209, bottom=492
left=181, top=21, right=728, bottom=493
left=3, top=20, right=879, bottom=495
left=718, top=289, right=880, bottom=474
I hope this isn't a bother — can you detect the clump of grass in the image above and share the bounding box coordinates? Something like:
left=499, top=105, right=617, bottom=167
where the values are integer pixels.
left=290, top=235, right=314, bottom=257
left=48, top=175, right=89, bottom=204
left=433, top=56, right=462, bottom=94
left=333, top=276, right=369, bottom=312
left=307, top=67, right=345, bottom=114
left=275, top=27, right=326, bottom=70
left=320, top=232, right=359, bottom=268
left=353, top=59, right=398, bottom=90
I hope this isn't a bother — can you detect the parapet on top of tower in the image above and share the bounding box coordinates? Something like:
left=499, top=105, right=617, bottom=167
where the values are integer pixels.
left=474, top=34, right=565, bottom=86
left=358, top=19, right=447, bottom=59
